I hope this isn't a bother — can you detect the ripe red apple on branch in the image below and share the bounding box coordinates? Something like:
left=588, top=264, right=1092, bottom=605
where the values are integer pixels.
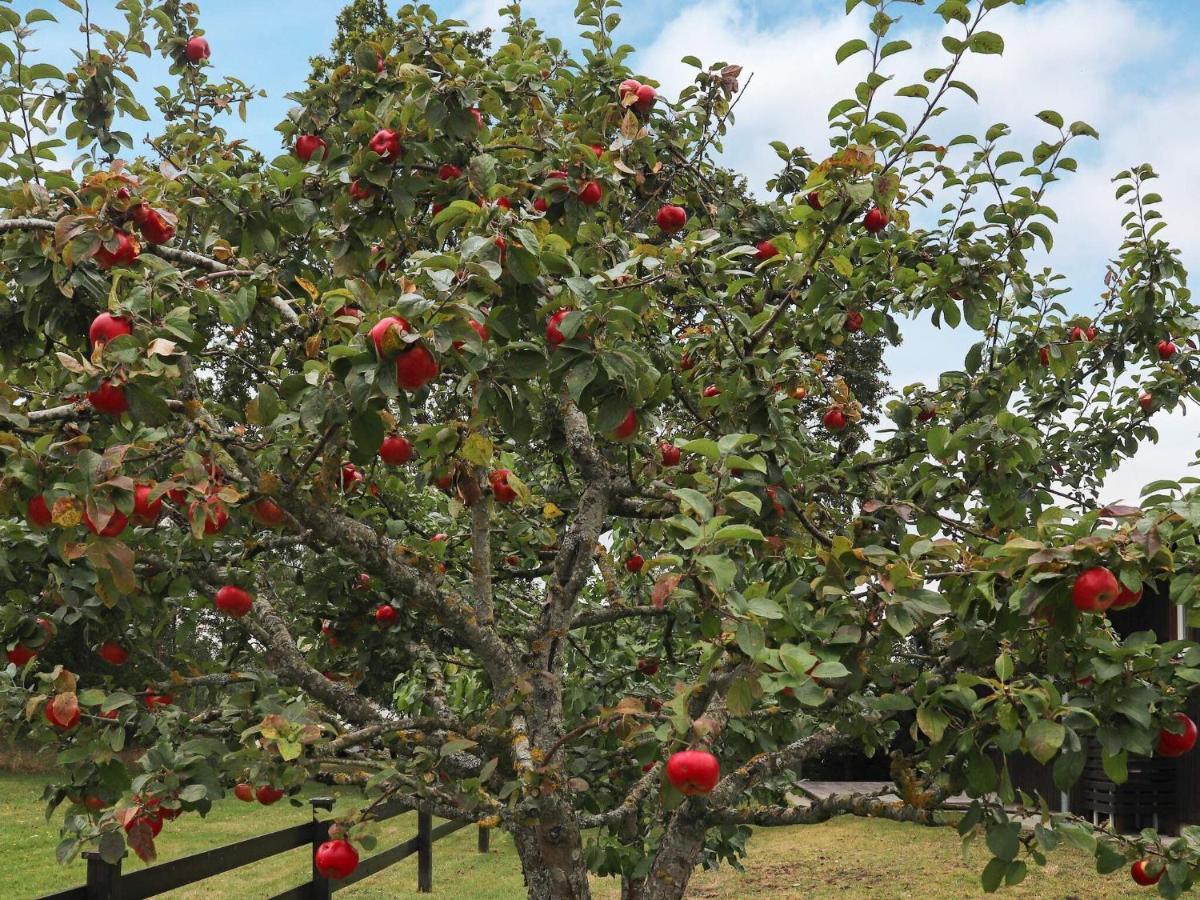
left=666, top=750, right=720, bottom=796
left=315, top=839, right=359, bottom=880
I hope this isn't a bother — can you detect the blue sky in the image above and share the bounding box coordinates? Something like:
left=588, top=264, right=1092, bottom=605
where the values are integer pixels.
left=10, top=0, right=1200, bottom=499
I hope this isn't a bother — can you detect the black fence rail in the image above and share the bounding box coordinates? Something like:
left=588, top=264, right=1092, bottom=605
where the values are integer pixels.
left=39, top=797, right=491, bottom=900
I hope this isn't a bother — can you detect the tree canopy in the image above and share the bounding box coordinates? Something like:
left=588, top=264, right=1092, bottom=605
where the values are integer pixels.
left=1, top=0, right=1198, bottom=897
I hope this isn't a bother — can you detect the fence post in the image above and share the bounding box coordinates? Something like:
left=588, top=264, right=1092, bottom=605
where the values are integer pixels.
left=416, top=807, right=433, bottom=893
left=310, top=797, right=335, bottom=900
left=477, top=825, right=490, bottom=853
left=83, top=850, right=122, bottom=900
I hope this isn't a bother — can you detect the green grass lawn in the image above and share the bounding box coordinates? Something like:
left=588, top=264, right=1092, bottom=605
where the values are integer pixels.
left=0, top=771, right=1149, bottom=899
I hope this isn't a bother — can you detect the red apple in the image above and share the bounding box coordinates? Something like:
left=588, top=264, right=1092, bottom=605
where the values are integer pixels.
left=394, top=345, right=439, bottom=391
left=214, top=585, right=253, bottom=618
left=89, top=312, right=133, bottom=348
left=577, top=181, right=603, bottom=206
left=489, top=469, right=517, bottom=504
left=470, top=108, right=484, bottom=129
left=659, top=442, right=681, bottom=466
left=533, top=197, right=549, bottom=213
left=6, top=645, right=36, bottom=666
left=665, top=749, right=720, bottom=796
left=612, top=408, right=638, bottom=440
left=637, top=657, right=658, bottom=676
left=370, top=316, right=411, bottom=358
left=1071, top=566, right=1119, bottom=613
left=1158, top=339, right=1177, bottom=360
left=190, top=499, right=229, bottom=535
left=625, top=553, right=645, bottom=574
left=1158, top=713, right=1198, bottom=758
left=315, top=839, right=359, bottom=880
left=349, top=179, right=373, bottom=201
left=87, top=380, right=129, bottom=415
left=253, top=498, right=285, bottom=527
left=437, top=163, right=462, bottom=180
left=255, top=785, right=284, bottom=805
left=755, top=240, right=778, bottom=261
left=863, top=208, right=889, bottom=233
left=431, top=533, right=447, bottom=543
left=43, top=696, right=80, bottom=731
left=546, top=308, right=573, bottom=347
left=845, top=311, right=864, bottom=333
left=125, top=811, right=163, bottom=838
left=656, top=204, right=687, bottom=234
left=633, top=84, right=657, bottom=115
left=1039, top=346, right=1051, bottom=366
left=294, top=134, right=327, bottom=162
left=806, top=192, right=823, bottom=211
left=822, top=408, right=847, bottom=432
left=1139, top=391, right=1153, bottom=412
left=83, top=508, right=128, bottom=538
left=132, top=204, right=175, bottom=245
left=1130, top=860, right=1162, bottom=887
left=94, top=230, right=139, bottom=270
left=26, top=495, right=52, bottom=529
left=184, top=35, right=210, bottom=63
left=618, top=79, right=642, bottom=102
left=341, top=463, right=363, bottom=492
left=454, top=318, right=490, bottom=350
left=379, top=435, right=414, bottom=466
left=98, top=640, right=129, bottom=666
left=233, top=783, right=254, bottom=803
left=144, top=691, right=173, bottom=710
left=1110, top=584, right=1143, bottom=611
left=791, top=386, right=808, bottom=401
left=494, top=196, right=512, bottom=209
left=132, top=484, right=162, bottom=525
left=590, top=143, right=604, bottom=158
left=494, top=236, right=507, bottom=267
left=369, top=128, right=401, bottom=162
left=703, top=385, right=720, bottom=398
left=916, top=407, right=936, bottom=424
left=374, top=604, right=397, bottom=626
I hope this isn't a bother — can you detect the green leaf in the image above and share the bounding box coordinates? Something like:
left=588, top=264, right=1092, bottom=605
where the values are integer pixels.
left=179, top=784, right=207, bottom=802
left=926, top=425, right=951, bottom=457
left=349, top=411, right=384, bottom=464
left=986, top=822, right=1020, bottom=862
left=671, top=488, right=712, bottom=521
left=467, top=154, right=497, bottom=197
left=980, top=857, right=1007, bottom=893
left=916, top=705, right=949, bottom=742
left=713, top=524, right=764, bottom=543
left=505, top=246, right=540, bottom=284
left=835, top=39, right=870, bottom=65
left=968, top=31, right=1005, bottom=55
left=1025, top=719, right=1065, bottom=764
left=994, top=652, right=1013, bottom=682
left=1036, top=110, right=1064, bottom=128
left=1095, top=840, right=1126, bottom=875
left=747, top=596, right=784, bottom=619
left=725, top=491, right=762, bottom=515
left=98, top=830, right=125, bottom=865
left=880, top=39, right=912, bottom=59
left=1101, top=750, right=1127, bottom=785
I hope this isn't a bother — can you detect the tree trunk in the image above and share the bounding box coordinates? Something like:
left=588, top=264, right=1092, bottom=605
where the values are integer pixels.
left=512, top=795, right=592, bottom=899
left=640, top=804, right=708, bottom=900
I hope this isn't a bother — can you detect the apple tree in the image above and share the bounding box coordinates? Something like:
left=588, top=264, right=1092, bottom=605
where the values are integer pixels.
left=1, top=0, right=1200, bottom=897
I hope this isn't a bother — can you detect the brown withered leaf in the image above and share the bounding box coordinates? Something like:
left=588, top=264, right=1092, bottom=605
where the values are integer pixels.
left=651, top=573, right=682, bottom=609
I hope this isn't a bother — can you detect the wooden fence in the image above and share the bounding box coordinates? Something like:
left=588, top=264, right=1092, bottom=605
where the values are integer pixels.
left=39, top=797, right=490, bottom=899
